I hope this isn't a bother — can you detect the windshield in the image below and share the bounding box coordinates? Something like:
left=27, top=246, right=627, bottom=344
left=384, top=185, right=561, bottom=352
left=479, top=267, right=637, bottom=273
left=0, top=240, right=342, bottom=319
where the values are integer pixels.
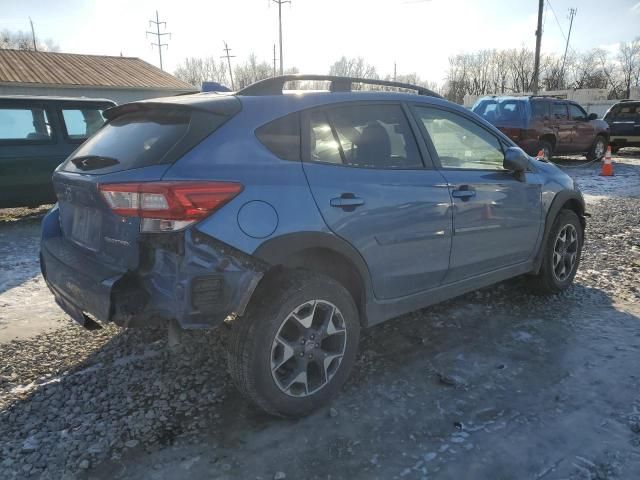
left=472, top=98, right=528, bottom=127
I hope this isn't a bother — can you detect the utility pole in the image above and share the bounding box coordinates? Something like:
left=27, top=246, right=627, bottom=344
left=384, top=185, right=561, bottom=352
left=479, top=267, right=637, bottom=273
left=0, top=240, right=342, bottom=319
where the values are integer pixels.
left=29, top=17, right=37, bottom=51
left=393, top=61, right=397, bottom=82
left=532, top=0, right=544, bottom=94
left=272, top=0, right=291, bottom=75
left=146, top=10, right=171, bottom=70
left=221, top=41, right=236, bottom=90
left=560, top=8, right=577, bottom=88
left=273, top=43, right=277, bottom=77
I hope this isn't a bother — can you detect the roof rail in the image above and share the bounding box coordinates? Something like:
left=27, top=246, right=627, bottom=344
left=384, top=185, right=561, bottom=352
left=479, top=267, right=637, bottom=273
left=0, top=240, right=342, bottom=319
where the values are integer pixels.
left=236, top=74, right=442, bottom=98
left=529, top=94, right=565, bottom=99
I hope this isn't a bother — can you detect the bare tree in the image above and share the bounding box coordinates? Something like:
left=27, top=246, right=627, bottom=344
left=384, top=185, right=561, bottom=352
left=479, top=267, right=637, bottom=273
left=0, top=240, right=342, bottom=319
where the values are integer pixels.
left=618, top=38, right=640, bottom=99
left=329, top=57, right=378, bottom=79
left=0, top=29, right=59, bottom=51
left=174, top=57, right=228, bottom=89
left=233, top=53, right=273, bottom=89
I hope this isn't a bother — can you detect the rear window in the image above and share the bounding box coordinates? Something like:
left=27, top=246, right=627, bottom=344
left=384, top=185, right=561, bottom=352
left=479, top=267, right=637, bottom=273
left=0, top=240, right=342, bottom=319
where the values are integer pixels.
left=472, top=99, right=527, bottom=127
left=256, top=112, right=300, bottom=161
left=63, top=108, right=229, bottom=173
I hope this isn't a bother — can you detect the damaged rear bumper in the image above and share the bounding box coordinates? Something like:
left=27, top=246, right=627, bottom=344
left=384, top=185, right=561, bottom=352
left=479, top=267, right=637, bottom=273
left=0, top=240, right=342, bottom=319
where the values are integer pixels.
left=40, top=208, right=265, bottom=330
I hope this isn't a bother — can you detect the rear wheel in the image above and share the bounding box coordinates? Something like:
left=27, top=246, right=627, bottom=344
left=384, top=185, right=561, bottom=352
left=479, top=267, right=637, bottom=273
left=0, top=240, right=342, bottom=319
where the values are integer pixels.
left=587, top=135, right=607, bottom=161
left=226, top=270, right=360, bottom=417
left=527, top=209, right=583, bottom=294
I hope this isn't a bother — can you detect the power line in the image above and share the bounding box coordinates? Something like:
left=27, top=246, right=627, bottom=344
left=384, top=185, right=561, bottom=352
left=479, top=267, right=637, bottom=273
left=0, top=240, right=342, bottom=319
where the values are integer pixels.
left=221, top=41, right=236, bottom=90
left=546, top=0, right=567, bottom=43
left=146, top=10, right=171, bottom=70
left=272, top=0, right=291, bottom=75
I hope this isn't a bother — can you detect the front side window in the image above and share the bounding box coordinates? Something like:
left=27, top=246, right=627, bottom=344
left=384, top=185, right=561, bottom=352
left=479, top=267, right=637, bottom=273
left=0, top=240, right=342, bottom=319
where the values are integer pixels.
left=553, top=103, right=568, bottom=120
left=414, top=107, right=504, bottom=170
left=568, top=104, right=587, bottom=121
left=308, top=104, right=422, bottom=169
left=0, top=107, right=52, bottom=141
left=62, top=108, right=107, bottom=140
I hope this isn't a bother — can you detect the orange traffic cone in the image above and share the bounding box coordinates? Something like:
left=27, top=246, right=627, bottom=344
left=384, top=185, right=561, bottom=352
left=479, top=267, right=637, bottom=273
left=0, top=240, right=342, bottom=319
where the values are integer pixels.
left=600, top=146, right=614, bottom=176
left=536, top=149, right=545, bottom=160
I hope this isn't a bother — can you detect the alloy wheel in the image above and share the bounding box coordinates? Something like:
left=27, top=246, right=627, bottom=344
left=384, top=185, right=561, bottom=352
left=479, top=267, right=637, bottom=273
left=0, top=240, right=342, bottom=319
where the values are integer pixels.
left=552, top=224, right=578, bottom=282
left=270, top=300, right=347, bottom=397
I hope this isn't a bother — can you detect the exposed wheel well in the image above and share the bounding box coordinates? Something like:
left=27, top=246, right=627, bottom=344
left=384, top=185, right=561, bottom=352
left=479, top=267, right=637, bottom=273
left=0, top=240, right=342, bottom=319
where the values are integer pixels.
left=259, top=248, right=367, bottom=325
left=539, top=134, right=556, bottom=148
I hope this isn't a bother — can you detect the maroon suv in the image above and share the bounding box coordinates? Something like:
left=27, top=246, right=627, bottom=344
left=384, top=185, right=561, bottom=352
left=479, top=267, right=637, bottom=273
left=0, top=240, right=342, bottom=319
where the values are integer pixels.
left=472, top=96, right=610, bottom=160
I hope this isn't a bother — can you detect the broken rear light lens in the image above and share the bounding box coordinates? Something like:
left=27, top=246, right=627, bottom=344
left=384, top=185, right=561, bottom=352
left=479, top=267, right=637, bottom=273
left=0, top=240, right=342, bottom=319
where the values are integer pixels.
left=99, top=181, right=243, bottom=232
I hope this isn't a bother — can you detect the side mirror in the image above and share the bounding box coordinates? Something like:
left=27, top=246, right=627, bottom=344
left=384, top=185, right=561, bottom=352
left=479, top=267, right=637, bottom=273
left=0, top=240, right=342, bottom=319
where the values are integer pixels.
left=587, top=113, right=598, bottom=121
left=503, top=147, right=529, bottom=180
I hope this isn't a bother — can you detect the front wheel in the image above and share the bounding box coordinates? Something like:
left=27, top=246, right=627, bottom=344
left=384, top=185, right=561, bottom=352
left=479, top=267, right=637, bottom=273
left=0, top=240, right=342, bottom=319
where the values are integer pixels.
left=538, top=140, right=554, bottom=160
left=527, top=209, right=583, bottom=294
left=226, top=270, right=360, bottom=417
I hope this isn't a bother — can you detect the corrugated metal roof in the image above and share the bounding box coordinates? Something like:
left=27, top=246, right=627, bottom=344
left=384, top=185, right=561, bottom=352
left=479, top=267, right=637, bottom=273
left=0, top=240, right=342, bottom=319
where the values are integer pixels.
left=0, top=49, right=196, bottom=91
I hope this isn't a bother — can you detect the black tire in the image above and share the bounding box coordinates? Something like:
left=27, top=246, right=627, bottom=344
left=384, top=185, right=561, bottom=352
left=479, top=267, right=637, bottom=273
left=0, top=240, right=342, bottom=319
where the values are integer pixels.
left=538, top=139, right=554, bottom=160
left=527, top=209, right=583, bottom=294
left=226, top=270, right=360, bottom=418
left=587, top=135, right=608, bottom=161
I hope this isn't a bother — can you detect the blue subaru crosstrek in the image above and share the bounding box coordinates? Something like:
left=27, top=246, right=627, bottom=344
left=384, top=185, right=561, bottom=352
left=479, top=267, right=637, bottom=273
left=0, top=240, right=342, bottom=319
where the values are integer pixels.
left=40, top=75, right=586, bottom=417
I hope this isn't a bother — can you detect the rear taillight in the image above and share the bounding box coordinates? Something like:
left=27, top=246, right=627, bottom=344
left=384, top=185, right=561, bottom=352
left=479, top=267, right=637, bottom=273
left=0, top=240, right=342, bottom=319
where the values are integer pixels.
left=99, top=182, right=243, bottom=232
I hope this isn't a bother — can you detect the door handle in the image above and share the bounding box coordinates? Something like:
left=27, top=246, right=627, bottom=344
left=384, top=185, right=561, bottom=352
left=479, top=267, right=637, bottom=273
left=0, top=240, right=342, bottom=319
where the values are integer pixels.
left=451, top=188, right=476, bottom=200
left=330, top=194, right=365, bottom=209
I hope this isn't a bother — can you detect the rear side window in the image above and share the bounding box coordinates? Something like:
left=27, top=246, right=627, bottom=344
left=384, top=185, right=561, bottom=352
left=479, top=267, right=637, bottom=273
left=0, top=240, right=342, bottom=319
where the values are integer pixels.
left=0, top=107, right=52, bottom=142
left=256, top=112, right=300, bottom=161
left=308, top=104, right=423, bottom=169
left=553, top=103, right=568, bottom=120
left=610, top=104, right=640, bottom=119
left=531, top=101, right=549, bottom=119
left=62, top=108, right=107, bottom=140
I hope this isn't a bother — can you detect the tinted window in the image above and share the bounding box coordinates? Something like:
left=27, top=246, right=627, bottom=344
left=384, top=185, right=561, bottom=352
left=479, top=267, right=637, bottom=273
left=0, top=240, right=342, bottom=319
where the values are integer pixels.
left=553, top=103, right=568, bottom=120
left=0, top=107, right=52, bottom=141
left=531, top=101, right=549, bottom=119
left=473, top=99, right=526, bottom=125
left=62, top=108, right=107, bottom=140
left=256, top=112, right=300, bottom=161
left=415, top=107, right=504, bottom=170
left=568, top=104, right=587, bottom=121
left=309, top=104, right=422, bottom=169
left=65, top=110, right=190, bottom=172
left=610, top=104, right=640, bottom=119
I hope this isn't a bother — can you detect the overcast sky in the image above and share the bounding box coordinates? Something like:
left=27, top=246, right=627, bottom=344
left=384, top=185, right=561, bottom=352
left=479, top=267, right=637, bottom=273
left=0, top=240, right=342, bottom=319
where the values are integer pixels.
left=3, top=0, right=640, bottom=84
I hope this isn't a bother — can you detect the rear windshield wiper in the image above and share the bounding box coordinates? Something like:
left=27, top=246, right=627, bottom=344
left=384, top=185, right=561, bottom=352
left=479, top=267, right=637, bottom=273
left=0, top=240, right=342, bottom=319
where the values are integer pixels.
left=71, top=155, right=119, bottom=171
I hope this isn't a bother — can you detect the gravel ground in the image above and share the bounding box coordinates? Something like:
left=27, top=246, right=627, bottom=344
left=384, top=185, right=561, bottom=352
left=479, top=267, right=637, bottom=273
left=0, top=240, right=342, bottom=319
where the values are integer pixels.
left=0, top=152, right=639, bottom=479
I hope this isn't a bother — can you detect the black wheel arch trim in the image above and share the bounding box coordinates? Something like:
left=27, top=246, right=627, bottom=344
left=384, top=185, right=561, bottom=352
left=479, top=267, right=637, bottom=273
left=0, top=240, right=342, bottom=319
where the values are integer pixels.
left=533, top=190, right=586, bottom=273
left=252, top=231, right=374, bottom=322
